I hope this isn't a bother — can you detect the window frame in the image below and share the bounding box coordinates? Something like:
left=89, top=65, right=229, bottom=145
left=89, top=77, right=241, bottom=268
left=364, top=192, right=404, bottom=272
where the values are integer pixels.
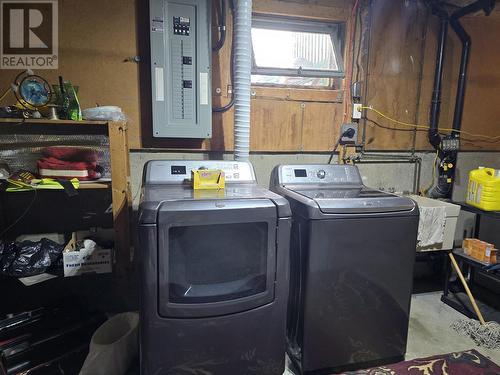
left=251, top=15, right=346, bottom=84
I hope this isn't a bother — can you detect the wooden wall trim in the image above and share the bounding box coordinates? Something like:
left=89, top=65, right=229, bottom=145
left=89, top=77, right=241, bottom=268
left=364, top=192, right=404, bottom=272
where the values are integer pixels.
left=253, top=0, right=351, bottom=21
left=252, top=87, right=343, bottom=103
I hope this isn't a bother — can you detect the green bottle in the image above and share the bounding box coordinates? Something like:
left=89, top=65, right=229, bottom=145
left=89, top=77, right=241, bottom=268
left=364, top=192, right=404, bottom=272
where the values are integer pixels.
left=66, top=82, right=82, bottom=121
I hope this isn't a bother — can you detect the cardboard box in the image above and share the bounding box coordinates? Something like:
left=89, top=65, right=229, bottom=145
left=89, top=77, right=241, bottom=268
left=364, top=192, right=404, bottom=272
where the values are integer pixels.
left=463, top=238, right=472, bottom=255
left=63, top=247, right=113, bottom=277
left=463, top=238, right=497, bottom=264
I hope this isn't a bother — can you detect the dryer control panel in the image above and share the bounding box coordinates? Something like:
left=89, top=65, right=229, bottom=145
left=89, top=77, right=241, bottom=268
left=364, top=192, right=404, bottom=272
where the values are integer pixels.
left=276, top=165, right=363, bottom=186
left=145, top=160, right=256, bottom=184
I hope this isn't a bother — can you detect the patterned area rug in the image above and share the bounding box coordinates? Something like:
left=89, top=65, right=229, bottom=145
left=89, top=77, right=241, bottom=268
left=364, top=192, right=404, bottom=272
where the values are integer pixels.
left=340, top=349, right=500, bottom=375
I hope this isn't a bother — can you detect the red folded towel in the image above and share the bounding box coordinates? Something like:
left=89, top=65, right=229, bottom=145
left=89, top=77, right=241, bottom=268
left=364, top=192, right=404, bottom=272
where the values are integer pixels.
left=37, top=157, right=100, bottom=180
left=42, top=147, right=98, bottom=162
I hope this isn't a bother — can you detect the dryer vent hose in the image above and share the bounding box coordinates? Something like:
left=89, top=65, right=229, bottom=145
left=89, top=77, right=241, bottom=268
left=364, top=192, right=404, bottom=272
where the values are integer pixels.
left=233, top=0, right=253, bottom=161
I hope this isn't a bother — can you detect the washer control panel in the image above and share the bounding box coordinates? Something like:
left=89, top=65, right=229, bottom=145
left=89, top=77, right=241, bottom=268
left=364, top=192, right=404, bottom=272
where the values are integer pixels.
left=278, top=165, right=363, bottom=186
left=317, top=169, right=326, bottom=179
left=146, top=160, right=256, bottom=184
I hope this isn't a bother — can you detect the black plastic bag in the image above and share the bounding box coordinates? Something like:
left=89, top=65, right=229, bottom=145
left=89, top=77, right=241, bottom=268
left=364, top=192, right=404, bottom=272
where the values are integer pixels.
left=0, top=238, right=63, bottom=277
left=0, top=241, right=17, bottom=274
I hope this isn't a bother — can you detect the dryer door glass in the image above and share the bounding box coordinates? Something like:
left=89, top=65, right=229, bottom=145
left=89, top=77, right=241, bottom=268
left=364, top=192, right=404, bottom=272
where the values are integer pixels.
left=157, top=198, right=277, bottom=318
left=168, top=222, right=268, bottom=303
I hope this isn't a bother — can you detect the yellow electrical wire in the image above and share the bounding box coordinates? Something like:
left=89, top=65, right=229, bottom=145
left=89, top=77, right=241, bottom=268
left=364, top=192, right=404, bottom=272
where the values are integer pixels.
left=359, top=106, right=500, bottom=141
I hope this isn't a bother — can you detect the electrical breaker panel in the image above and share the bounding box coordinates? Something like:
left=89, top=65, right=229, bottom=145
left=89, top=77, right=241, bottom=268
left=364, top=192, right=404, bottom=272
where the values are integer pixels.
left=150, top=0, right=212, bottom=138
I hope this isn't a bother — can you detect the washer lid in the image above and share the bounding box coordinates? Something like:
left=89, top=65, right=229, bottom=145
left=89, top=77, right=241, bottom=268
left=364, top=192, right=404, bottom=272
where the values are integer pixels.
left=289, top=187, right=416, bottom=214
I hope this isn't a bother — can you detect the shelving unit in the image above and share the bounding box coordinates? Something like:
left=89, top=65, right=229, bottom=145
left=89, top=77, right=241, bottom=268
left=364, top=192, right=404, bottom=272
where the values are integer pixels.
left=442, top=249, right=500, bottom=319
left=0, top=119, right=131, bottom=274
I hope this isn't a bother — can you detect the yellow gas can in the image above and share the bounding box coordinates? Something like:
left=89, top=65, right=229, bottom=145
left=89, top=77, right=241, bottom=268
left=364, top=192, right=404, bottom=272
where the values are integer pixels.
left=466, top=167, right=500, bottom=211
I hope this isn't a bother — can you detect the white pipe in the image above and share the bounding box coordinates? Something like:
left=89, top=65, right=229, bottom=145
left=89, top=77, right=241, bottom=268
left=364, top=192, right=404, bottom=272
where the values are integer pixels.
left=233, top=0, right=252, bottom=161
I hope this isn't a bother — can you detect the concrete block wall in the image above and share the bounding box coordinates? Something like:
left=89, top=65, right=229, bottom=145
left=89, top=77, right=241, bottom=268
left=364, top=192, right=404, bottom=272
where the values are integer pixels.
left=129, top=151, right=500, bottom=208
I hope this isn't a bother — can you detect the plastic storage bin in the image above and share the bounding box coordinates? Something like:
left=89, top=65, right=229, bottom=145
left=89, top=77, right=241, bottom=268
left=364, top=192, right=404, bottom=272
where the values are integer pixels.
left=466, top=168, right=500, bottom=212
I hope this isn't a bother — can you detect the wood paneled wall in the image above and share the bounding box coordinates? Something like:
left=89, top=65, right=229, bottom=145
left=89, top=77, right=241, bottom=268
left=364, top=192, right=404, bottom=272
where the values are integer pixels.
left=0, top=0, right=141, bottom=146
left=367, top=2, right=500, bottom=151
left=0, top=0, right=499, bottom=151
left=438, top=15, right=500, bottom=151
left=363, top=0, right=429, bottom=151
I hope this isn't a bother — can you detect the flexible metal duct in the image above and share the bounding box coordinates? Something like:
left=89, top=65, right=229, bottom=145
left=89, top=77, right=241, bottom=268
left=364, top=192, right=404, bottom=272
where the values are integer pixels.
left=233, top=0, right=252, bottom=161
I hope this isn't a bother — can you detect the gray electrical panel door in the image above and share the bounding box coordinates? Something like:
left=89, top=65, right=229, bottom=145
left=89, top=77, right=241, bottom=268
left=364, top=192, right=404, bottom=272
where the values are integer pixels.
left=150, top=0, right=212, bottom=138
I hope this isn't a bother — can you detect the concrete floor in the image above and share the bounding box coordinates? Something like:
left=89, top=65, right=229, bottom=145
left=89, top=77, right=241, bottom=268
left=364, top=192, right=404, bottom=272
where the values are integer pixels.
left=406, top=292, right=499, bottom=363
left=284, top=292, right=499, bottom=374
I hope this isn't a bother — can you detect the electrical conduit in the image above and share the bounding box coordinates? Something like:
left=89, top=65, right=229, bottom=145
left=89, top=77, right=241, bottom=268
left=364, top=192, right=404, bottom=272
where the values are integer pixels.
left=233, top=0, right=252, bottom=161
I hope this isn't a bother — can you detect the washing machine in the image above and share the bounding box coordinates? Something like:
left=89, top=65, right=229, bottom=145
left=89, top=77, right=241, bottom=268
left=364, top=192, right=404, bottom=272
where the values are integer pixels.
left=138, top=160, right=291, bottom=375
left=270, top=164, right=419, bottom=374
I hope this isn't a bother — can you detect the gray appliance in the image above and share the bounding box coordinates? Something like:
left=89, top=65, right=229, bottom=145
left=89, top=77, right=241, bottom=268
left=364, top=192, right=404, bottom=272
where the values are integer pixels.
left=270, top=164, right=419, bottom=374
left=138, top=160, right=291, bottom=375
left=150, top=0, right=212, bottom=138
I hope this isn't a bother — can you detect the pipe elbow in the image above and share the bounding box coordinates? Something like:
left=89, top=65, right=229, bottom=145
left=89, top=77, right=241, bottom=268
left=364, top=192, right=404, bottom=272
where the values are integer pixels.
left=484, top=0, right=496, bottom=15
left=428, top=130, right=441, bottom=149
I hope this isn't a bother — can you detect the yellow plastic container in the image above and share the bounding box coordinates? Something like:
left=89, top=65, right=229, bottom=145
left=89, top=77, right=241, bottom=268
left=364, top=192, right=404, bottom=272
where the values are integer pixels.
left=192, top=169, right=225, bottom=190
left=466, top=167, right=500, bottom=211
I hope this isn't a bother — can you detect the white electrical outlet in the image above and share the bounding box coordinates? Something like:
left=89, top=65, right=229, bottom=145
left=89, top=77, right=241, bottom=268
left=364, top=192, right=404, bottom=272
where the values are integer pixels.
left=352, top=103, right=362, bottom=120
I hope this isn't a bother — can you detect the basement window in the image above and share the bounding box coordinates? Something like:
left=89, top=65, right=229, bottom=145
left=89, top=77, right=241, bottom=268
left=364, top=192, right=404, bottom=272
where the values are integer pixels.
left=251, top=15, right=345, bottom=88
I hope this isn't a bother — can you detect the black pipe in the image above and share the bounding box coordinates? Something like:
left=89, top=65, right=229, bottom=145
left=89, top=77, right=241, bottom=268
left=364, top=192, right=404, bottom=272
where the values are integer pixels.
left=213, top=0, right=227, bottom=52
left=213, top=1, right=235, bottom=113
left=438, top=0, right=496, bottom=198
left=449, top=0, right=495, bottom=134
left=425, top=1, right=453, bottom=198
left=449, top=19, right=468, bottom=135
left=428, top=4, right=448, bottom=149
left=452, top=0, right=495, bottom=19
